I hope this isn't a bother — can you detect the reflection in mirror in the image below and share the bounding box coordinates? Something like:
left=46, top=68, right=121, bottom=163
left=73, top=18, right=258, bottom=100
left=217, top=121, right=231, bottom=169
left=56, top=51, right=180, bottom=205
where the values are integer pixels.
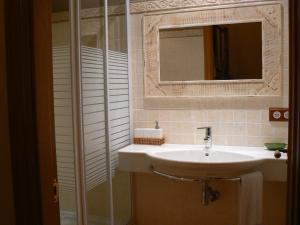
left=159, top=22, right=262, bottom=82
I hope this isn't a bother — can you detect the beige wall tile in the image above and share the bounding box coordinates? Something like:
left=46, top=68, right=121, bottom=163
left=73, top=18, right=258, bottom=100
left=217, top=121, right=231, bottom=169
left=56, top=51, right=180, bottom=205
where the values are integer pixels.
left=130, top=1, right=288, bottom=224
left=130, top=1, right=289, bottom=146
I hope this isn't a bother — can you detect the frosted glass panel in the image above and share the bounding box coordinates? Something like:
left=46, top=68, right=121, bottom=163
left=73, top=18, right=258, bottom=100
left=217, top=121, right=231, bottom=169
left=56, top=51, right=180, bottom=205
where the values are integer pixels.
left=52, top=1, right=78, bottom=224
left=52, top=1, right=132, bottom=224
left=80, top=1, right=111, bottom=225
left=108, top=1, right=132, bottom=225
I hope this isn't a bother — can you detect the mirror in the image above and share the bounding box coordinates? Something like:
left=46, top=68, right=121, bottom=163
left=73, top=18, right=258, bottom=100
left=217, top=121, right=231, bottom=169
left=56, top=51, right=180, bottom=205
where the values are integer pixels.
left=159, top=22, right=262, bottom=82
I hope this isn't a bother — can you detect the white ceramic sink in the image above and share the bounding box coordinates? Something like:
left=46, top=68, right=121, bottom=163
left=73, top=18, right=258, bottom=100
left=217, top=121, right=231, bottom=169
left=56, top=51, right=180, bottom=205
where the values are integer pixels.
left=148, top=149, right=264, bottom=177
left=118, top=144, right=288, bottom=181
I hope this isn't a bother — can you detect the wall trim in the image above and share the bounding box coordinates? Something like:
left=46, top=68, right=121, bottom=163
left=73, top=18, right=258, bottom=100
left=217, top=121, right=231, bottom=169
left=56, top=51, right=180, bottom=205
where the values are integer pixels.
left=130, top=0, right=281, bottom=14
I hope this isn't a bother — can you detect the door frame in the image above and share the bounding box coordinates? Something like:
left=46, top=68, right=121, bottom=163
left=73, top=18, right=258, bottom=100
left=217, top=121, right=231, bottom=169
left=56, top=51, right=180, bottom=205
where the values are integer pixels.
left=287, top=1, right=300, bottom=224
left=0, top=0, right=15, bottom=223
left=3, top=0, right=60, bottom=224
left=2, top=0, right=300, bottom=225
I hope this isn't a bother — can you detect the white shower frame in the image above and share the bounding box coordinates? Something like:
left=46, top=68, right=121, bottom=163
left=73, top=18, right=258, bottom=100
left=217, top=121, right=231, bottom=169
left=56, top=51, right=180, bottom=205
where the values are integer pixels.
left=69, top=0, right=133, bottom=225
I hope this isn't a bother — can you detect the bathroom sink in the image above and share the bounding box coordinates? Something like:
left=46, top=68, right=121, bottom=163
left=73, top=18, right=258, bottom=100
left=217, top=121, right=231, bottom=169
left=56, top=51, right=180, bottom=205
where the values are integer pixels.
left=148, top=150, right=264, bottom=177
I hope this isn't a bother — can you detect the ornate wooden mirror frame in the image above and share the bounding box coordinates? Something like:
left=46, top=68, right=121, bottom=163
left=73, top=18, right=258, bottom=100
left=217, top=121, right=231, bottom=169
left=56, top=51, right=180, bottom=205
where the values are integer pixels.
left=143, top=4, right=282, bottom=98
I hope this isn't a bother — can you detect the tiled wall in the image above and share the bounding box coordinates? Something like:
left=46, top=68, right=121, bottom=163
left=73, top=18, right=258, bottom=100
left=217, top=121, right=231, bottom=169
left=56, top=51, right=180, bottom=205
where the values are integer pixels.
left=130, top=0, right=289, bottom=147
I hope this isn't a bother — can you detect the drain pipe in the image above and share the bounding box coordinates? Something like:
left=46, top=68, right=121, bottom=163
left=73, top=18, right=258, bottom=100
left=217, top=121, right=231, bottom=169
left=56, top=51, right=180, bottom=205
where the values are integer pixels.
left=150, top=166, right=243, bottom=206
left=201, top=180, right=220, bottom=206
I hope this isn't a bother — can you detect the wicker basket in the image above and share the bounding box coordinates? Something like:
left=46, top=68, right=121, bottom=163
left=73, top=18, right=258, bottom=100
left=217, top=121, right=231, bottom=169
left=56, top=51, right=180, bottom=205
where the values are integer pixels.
left=134, top=137, right=165, bottom=145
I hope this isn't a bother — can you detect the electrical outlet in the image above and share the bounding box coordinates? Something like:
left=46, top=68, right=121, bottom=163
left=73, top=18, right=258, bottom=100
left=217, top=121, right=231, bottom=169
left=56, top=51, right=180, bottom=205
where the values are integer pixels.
left=269, top=108, right=289, bottom=122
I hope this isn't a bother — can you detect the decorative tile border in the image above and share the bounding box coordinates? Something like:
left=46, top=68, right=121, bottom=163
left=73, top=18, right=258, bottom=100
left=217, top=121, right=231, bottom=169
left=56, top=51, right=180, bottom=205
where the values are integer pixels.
left=130, top=0, right=277, bottom=13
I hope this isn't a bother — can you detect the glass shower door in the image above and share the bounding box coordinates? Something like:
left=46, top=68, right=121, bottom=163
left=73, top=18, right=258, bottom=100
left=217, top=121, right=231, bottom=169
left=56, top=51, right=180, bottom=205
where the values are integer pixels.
left=107, top=1, right=132, bottom=225
left=80, top=1, right=132, bottom=225
left=51, top=0, right=132, bottom=224
left=52, top=1, right=78, bottom=224
left=80, top=1, right=111, bottom=224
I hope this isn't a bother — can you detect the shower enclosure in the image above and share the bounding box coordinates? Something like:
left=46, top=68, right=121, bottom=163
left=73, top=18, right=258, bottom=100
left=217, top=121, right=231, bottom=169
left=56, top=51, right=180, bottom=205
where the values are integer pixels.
left=51, top=0, right=132, bottom=225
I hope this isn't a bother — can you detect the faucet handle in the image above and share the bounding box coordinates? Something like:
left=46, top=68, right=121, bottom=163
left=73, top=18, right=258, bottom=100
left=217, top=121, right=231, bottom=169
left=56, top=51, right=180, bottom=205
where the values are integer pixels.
left=197, top=127, right=212, bottom=137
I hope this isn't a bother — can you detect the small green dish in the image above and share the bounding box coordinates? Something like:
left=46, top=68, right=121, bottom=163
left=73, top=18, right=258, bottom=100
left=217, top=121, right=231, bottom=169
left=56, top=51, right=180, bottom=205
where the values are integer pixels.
left=264, top=143, right=287, bottom=151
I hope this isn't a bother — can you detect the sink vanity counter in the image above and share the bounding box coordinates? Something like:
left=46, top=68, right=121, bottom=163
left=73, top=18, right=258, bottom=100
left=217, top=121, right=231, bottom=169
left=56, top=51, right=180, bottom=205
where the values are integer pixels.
left=118, top=144, right=287, bottom=182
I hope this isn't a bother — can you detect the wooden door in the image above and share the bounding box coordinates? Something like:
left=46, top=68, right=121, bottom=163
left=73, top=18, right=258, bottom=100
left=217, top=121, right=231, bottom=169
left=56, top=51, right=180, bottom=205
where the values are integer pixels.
left=3, top=0, right=60, bottom=224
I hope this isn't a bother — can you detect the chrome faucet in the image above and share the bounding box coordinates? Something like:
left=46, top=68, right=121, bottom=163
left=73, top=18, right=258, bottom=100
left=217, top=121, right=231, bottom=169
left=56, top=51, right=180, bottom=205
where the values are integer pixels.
left=197, top=127, right=212, bottom=156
